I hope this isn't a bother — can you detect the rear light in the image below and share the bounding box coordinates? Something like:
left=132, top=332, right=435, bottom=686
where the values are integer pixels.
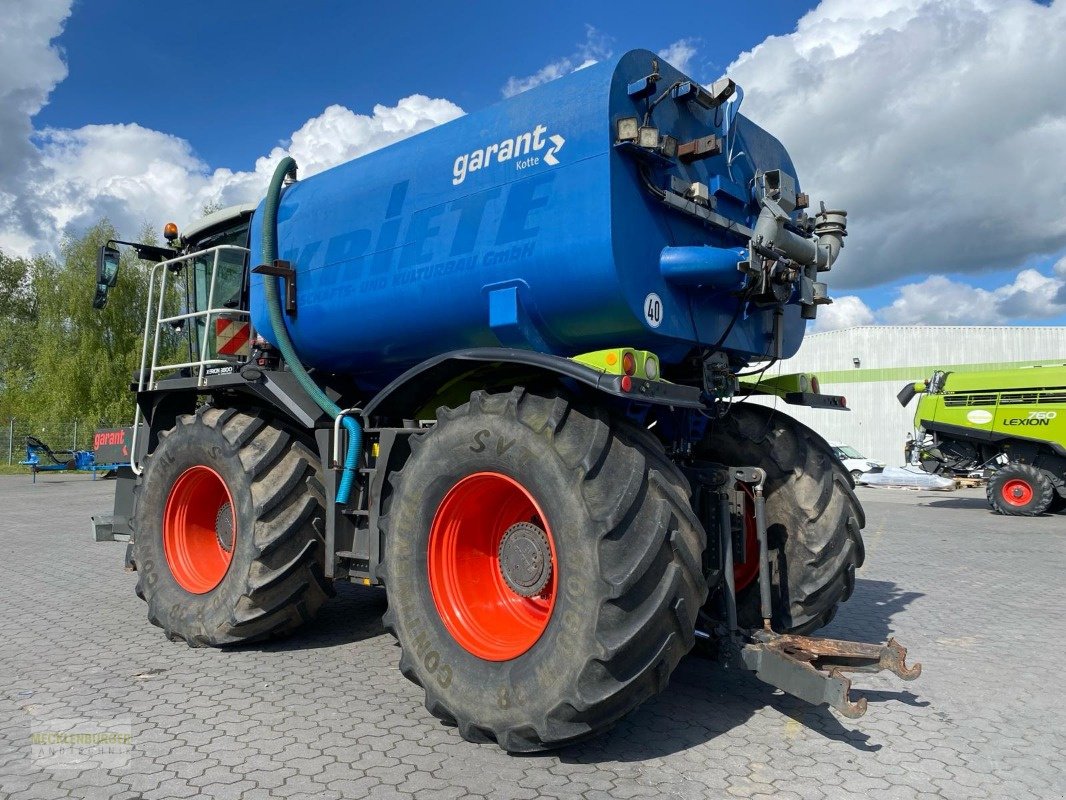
left=621, top=375, right=633, bottom=393
left=622, top=351, right=636, bottom=376
left=811, top=375, right=820, bottom=394
left=644, top=356, right=659, bottom=380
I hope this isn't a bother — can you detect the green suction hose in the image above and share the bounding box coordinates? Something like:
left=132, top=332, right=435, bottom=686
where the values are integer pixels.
left=261, top=156, right=361, bottom=504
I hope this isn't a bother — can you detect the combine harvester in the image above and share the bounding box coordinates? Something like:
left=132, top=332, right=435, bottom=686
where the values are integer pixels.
left=900, top=365, right=1066, bottom=516
left=94, top=50, right=919, bottom=750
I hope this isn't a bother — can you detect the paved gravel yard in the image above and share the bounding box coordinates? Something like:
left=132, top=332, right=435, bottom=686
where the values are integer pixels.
left=0, top=473, right=1063, bottom=800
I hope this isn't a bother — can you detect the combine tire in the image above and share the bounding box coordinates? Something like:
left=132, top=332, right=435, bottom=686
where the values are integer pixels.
left=987, top=464, right=1054, bottom=516
left=696, top=403, right=865, bottom=634
left=380, top=389, right=707, bottom=751
left=132, top=407, right=330, bottom=646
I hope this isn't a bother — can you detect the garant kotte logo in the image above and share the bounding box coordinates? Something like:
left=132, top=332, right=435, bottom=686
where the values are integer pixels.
left=453, top=124, right=566, bottom=185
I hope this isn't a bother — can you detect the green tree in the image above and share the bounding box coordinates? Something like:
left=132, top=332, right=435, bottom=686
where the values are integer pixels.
left=0, top=250, right=40, bottom=420
left=28, top=220, right=158, bottom=431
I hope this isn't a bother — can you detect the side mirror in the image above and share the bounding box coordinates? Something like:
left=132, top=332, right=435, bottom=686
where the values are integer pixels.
left=93, top=245, right=121, bottom=309
left=928, top=370, right=947, bottom=394
left=97, top=245, right=120, bottom=287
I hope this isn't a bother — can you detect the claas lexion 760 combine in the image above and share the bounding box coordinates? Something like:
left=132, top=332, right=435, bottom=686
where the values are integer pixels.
left=93, top=51, right=919, bottom=751
left=900, top=366, right=1066, bottom=517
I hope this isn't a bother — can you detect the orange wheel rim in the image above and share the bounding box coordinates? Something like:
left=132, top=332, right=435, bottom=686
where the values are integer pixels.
left=428, top=472, right=558, bottom=661
left=1002, top=478, right=1033, bottom=507
left=163, top=465, right=236, bottom=593
left=734, top=486, right=761, bottom=591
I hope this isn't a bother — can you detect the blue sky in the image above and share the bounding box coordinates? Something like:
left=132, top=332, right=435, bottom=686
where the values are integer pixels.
left=37, top=1, right=814, bottom=170
left=4, top=0, right=1066, bottom=329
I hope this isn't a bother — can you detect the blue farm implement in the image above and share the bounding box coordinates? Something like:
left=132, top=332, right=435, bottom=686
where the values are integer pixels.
left=93, top=49, right=919, bottom=750
left=20, top=433, right=129, bottom=482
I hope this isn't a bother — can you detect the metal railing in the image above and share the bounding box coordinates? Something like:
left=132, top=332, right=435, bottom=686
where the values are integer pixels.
left=130, top=244, right=251, bottom=474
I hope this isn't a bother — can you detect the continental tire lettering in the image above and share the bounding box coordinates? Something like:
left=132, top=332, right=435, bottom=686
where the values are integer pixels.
left=424, top=649, right=439, bottom=672
left=413, top=628, right=431, bottom=656
left=410, top=623, right=453, bottom=689
left=435, top=663, right=452, bottom=689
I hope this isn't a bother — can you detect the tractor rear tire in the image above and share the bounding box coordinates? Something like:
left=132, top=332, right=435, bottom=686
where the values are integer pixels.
left=696, top=403, right=866, bottom=634
left=987, top=464, right=1054, bottom=516
left=132, top=407, right=330, bottom=646
left=380, top=388, right=707, bottom=751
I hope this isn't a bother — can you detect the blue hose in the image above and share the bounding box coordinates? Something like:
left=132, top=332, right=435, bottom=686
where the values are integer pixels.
left=261, top=157, right=361, bottom=504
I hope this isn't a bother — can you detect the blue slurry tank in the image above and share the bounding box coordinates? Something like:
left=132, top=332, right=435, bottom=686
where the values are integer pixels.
left=250, top=49, right=841, bottom=381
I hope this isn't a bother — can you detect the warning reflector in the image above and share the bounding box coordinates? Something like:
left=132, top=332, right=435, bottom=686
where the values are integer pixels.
left=215, top=318, right=251, bottom=357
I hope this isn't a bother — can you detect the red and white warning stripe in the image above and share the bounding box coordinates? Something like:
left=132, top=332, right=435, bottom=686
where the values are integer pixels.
left=215, top=318, right=251, bottom=357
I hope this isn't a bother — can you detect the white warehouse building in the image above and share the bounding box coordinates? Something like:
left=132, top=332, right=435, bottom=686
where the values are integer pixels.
left=750, top=326, right=1066, bottom=467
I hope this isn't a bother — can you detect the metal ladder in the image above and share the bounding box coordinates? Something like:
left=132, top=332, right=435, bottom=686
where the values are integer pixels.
left=128, top=245, right=251, bottom=474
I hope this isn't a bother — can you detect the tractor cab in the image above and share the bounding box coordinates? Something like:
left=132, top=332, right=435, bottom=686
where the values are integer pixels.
left=177, top=203, right=255, bottom=313
left=94, top=204, right=256, bottom=385
left=171, top=204, right=256, bottom=364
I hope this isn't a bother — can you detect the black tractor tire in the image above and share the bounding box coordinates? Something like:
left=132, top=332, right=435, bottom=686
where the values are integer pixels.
left=696, top=403, right=866, bottom=634
left=132, top=406, right=331, bottom=646
left=986, top=463, right=1055, bottom=516
left=380, top=388, right=707, bottom=752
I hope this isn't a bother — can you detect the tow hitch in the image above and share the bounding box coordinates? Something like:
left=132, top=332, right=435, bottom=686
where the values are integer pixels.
left=739, top=632, right=921, bottom=718
left=697, top=465, right=922, bottom=718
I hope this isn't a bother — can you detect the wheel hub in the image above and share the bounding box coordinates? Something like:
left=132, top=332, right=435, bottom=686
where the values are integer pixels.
left=427, top=472, right=558, bottom=661
left=498, top=522, right=552, bottom=597
left=215, top=502, right=234, bottom=552
left=1002, top=478, right=1033, bottom=506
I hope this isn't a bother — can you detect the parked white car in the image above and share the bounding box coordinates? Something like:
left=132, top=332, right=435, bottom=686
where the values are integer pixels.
left=830, top=441, right=885, bottom=482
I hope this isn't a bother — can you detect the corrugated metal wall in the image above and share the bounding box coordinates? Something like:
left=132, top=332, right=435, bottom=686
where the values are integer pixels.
left=746, top=326, right=1066, bottom=466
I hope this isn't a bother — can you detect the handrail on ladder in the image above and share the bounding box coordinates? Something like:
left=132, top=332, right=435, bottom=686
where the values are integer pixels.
left=129, top=244, right=251, bottom=475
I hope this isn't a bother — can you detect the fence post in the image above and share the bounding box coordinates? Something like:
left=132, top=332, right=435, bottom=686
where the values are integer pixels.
left=6, top=419, right=12, bottom=465
left=73, top=420, right=78, bottom=452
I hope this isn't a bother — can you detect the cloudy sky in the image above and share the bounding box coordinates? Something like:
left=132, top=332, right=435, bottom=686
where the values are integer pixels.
left=2, top=0, right=1065, bottom=328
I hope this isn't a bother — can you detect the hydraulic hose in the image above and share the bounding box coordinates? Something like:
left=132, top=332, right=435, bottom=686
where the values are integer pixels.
left=261, top=156, right=361, bottom=505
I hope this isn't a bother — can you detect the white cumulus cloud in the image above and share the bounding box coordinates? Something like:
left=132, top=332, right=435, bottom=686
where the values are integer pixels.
left=0, top=0, right=74, bottom=254
left=658, top=38, right=699, bottom=76
left=0, top=0, right=464, bottom=255
left=3, top=96, right=463, bottom=255
left=812, top=295, right=876, bottom=331
left=501, top=26, right=612, bottom=97
left=881, top=269, right=1066, bottom=325
left=727, top=0, right=1066, bottom=289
